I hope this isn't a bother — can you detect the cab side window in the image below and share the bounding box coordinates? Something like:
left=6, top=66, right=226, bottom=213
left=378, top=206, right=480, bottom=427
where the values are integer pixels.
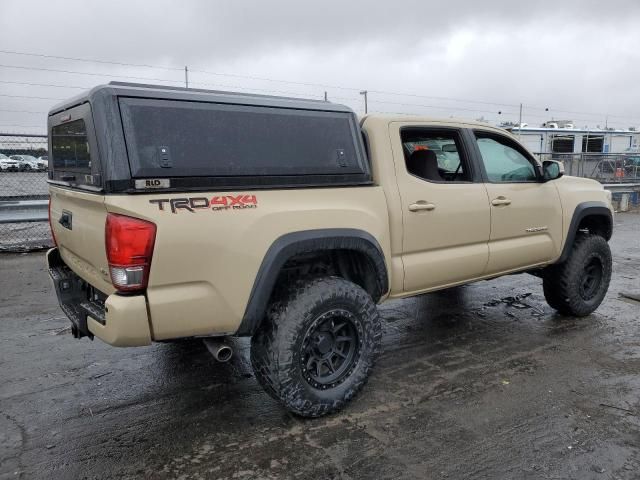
left=475, top=133, right=538, bottom=183
left=401, top=129, right=471, bottom=182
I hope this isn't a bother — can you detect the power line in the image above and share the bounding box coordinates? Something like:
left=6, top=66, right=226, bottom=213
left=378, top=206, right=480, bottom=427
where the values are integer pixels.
left=0, top=50, right=547, bottom=109
left=369, top=89, right=521, bottom=109
left=0, top=69, right=352, bottom=102
left=0, top=63, right=181, bottom=84
left=366, top=99, right=640, bottom=124
left=0, top=109, right=47, bottom=114
left=0, top=93, right=64, bottom=100
left=0, top=49, right=184, bottom=72
left=526, top=104, right=636, bottom=123
left=369, top=98, right=519, bottom=117
left=0, top=49, right=348, bottom=94
left=0, top=80, right=87, bottom=90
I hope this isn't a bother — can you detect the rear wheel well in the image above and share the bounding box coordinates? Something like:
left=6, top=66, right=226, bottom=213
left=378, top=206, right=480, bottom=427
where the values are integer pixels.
left=274, top=249, right=383, bottom=301
left=238, top=230, right=388, bottom=336
left=577, top=214, right=612, bottom=240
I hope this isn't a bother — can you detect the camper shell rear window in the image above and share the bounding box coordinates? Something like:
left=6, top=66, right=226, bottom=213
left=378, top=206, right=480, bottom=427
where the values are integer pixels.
left=48, top=101, right=102, bottom=190
left=51, top=119, right=91, bottom=173
left=118, top=97, right=370, bottom=186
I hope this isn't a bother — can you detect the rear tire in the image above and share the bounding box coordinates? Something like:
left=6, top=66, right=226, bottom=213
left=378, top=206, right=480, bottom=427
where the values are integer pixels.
left=250, top=276, right=381, bottom=418
left=543, top=234, right=612, bottom=316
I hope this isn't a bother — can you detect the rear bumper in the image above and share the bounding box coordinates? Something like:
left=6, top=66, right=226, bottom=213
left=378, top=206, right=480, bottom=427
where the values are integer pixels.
left=46, top=248, right=152, bottom=347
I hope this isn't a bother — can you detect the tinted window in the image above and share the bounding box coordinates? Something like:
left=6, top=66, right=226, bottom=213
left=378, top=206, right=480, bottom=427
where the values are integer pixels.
left=119, top=98, right=367, bottom=179
left=475, top=134, right=537, bottom=182
left=51, top=119, right=91, bottom=173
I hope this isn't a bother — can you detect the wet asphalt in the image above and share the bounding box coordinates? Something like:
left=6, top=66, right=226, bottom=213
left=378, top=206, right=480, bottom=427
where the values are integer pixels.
left=1, top=214, right=639, bottom=480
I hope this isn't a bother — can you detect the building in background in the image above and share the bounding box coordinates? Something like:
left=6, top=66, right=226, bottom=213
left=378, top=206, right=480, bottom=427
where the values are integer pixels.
left=506, top=122, right=640, bottom=155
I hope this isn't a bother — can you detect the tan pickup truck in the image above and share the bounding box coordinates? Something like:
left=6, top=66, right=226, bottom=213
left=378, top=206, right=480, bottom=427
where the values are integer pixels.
left=47, top=82, right=613, bottom=417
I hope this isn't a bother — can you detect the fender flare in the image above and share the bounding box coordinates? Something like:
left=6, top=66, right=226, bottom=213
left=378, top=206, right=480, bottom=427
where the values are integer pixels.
left=557, top=201, right=612, bottom=263
left=236, top=229, right=388, bottom=336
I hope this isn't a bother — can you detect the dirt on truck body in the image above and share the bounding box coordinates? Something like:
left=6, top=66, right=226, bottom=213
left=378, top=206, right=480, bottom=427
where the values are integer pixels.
left=47, top=82, right=613, bottom=417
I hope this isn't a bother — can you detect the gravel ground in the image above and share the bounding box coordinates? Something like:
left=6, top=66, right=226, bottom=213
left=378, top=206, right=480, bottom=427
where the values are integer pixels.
left=0, top=214, right=639, bottom=480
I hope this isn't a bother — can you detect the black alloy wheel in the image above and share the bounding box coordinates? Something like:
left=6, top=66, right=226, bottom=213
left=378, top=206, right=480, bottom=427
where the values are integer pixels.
left=579, top=257, right=603, bottom=301
left=300, top=309, right=363, bottom=390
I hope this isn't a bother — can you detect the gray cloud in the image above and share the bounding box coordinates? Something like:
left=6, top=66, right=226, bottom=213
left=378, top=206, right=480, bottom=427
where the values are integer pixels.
left=1, top=0, right=639, bottom=131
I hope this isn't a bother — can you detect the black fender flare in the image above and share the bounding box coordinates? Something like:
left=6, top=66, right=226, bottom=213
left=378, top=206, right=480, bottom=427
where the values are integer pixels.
left=557, top=201, right=612, bottom=263
left=236, top=229, right=388, bottom=336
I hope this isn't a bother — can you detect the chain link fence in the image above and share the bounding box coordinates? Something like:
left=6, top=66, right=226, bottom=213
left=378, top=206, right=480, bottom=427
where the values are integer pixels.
left=534, top=152, right=640, bottom=183
left=0, top=133, right=53, bottom=252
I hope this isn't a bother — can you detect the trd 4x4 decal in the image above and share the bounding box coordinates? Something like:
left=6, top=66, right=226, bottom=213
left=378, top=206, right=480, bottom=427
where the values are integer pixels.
left=149, top=195, right=258, bottom=213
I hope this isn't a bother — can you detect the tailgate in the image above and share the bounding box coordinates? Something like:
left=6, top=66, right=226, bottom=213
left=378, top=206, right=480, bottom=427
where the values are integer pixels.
left=50, top=186, right=113, bottom=294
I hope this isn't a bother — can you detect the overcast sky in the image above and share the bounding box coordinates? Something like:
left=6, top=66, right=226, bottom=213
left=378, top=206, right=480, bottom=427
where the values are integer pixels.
left=1, top=0, right=639, bottom=133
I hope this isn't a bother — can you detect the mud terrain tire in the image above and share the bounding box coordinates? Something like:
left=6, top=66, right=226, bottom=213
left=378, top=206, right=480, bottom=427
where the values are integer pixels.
left=543, top=234, right=612, bottom=316
left=251, top=276, right=381, bottom=417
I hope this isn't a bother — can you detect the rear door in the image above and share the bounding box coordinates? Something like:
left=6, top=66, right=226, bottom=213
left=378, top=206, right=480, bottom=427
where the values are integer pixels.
left=471, top=130, right=562, bottom=274
left=390, top=123, right=491, bottom=293
left=48, top=104, right=112, bottom=294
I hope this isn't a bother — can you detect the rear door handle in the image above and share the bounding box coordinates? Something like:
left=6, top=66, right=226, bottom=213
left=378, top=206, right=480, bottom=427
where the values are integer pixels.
left=59, top=211, right=72, bottom=230
left=408, top=201, right=436, bottom=212
left=491, top=197, right=512, bottom=206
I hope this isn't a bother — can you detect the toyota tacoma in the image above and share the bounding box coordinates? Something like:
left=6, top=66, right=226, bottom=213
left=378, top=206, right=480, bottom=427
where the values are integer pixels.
left=47, top=82, right=613, bottom=417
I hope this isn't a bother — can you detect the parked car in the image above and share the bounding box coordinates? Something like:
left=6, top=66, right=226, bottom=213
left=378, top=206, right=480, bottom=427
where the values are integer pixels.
left=47, top=83, right=614, bottom=418
left=10, top=154, right=46, bottom=171
left=0, top=153, right=20, bottom=171
left=37, top=155, right=49, bottom=170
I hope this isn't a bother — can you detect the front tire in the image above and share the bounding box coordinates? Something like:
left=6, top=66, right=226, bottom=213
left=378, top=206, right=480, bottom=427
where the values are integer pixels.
left=250, top=276, right=381, bottom=418
left=543, top=234, right=612, bottom=316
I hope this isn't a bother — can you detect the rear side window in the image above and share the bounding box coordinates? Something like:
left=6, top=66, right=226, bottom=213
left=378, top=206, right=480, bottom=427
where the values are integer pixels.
left=51, top=119, right=91, bottom=173
left=119, top=98, right=368, bottom=182
left=400, top=128, right=471, bottom=182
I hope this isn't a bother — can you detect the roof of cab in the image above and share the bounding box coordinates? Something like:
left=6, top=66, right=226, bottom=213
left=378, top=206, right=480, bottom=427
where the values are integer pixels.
left=48, top=81, right=355, bottom=116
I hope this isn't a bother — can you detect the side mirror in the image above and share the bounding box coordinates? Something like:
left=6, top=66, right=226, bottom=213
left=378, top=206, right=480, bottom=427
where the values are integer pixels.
left=442, top=144, right=457, bottom=153
left=542, top=160, right=564, bottom=181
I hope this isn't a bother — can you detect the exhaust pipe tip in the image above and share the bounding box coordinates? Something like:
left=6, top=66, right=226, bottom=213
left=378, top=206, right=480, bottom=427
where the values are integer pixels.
left=216, top=345, right=233, bottom=363
left=203, top=338, right=233, bottom=362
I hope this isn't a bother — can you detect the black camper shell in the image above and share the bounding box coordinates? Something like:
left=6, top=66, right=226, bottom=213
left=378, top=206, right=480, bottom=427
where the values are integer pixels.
left=47, top=82, right=371, bottom=193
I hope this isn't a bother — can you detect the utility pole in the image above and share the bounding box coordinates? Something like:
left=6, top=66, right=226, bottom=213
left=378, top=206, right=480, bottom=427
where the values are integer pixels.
left=184, top=66, right=189, bottom=88
left=360, top=90, right=368, bottom=114
left=518, top=103, right=523, bottom=138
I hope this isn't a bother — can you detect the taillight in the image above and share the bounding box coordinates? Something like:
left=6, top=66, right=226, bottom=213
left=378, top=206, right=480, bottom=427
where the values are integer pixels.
left=48, top=198, right=57, bottom=247
left=105, top=213, right=156, bottom=293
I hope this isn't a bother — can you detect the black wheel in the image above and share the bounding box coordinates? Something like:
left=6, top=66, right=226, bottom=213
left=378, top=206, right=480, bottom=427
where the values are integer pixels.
left=250, top=276, right=381, bottom=418
left=543, top=234, right=612, bottom=316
